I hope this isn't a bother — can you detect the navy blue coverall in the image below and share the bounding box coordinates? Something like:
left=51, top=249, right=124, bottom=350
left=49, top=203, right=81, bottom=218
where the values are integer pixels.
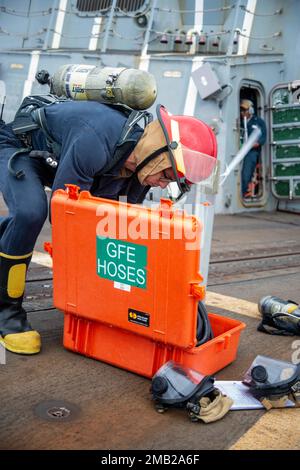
left=241, top=115, right=267, bottom=196
left=0, top=101, right=147, bottom=256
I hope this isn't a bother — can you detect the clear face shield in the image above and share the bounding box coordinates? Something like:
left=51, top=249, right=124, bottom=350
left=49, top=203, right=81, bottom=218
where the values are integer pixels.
left=243, top=355, right=300, bottom=404
left=173, top=142, right=218, bottom=184
left=151, top=361, right=215, bottom=406
left=167, top=147, right=218, bottom=202
left=151, top=361, right=234, bottom=422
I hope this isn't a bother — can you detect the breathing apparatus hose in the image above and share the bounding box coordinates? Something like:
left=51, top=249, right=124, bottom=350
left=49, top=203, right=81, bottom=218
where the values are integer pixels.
left=196, top=301, right=213, bottom=346
left=7, top=147, right=31, bottom=179
left=8, top=147, right=58, bottom=179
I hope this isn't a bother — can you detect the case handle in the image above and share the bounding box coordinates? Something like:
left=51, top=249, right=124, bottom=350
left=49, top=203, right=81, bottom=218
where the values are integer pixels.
left=190, top=284, right=206, bottom=301
left=215, top=334, right=231, bottom=351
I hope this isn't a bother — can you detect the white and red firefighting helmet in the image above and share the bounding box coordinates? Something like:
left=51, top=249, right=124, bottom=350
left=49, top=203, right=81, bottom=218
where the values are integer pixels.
left=156, top=104, right=218, bottom=194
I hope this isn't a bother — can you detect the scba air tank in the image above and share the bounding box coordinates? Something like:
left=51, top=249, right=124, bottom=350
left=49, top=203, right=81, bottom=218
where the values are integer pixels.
left=51, top=64, right=157, bottom=110
left=259, top=296, right=300, bottom=317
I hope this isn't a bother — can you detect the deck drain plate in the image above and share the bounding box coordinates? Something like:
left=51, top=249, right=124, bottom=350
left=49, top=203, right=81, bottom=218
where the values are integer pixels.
left=34, top=400, right=80, bottom=422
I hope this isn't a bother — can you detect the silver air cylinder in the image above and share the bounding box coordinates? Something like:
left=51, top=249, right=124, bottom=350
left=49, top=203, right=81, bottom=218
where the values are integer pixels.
left=259, top=296, right=300, bottom=317
left=51, top=64, right=157, bottom=110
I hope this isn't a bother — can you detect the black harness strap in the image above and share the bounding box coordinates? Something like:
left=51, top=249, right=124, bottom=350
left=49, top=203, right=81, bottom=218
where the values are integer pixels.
left=118, top=110, right=147, bottom=143
left=100, top=109, right=153, bottom=176
left=31, top=107, right=61, bottom=158
left=32, top=107, right=50, bottom=136
left=257, top=321, right=294, bottom=336
left=257, top=312, right=300, bottom=336
left=12, top=94, right=62, bottom=136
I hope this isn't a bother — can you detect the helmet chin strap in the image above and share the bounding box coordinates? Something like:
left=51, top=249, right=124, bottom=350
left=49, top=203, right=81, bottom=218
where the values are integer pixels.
left=134, top=145, right=169, bottom=175
left=156, top=105, right=191, bottom=200
left=172, top=180, right=191, bottom=203
left=134, top=145, right=191, bottom=200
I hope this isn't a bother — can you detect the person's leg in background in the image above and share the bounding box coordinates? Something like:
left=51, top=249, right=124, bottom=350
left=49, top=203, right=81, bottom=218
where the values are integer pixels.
left=0, top=149, right=50, bottom=354
left=241, top=149, right=259, bottom=197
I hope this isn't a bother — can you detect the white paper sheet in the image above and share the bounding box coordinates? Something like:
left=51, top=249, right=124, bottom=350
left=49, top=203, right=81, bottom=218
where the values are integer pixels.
left=215, top=381, right=295, bottom=410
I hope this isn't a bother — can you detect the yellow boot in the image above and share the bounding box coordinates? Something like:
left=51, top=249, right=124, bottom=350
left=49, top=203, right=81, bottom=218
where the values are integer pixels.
left=0, top=252, right=41, bottom=354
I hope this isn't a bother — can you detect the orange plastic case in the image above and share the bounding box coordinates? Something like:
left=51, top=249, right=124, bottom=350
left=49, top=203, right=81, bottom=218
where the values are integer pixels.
left=50, top=186, right=245, bottom=378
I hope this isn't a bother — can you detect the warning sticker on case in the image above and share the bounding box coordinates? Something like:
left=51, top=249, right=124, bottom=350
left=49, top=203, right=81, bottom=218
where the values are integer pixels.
left=128, top=308, right=150, bottom=327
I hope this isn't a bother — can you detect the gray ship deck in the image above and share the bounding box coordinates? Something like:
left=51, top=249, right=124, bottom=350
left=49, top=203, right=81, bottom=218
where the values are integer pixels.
left=1, top=199, right=300, bottom=450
